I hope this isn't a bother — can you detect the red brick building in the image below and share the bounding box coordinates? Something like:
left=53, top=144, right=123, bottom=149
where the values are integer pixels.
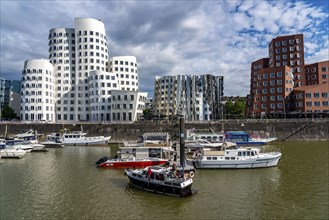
left=305, top=60, right=329, bottom=85
left=290, top=84, right=329, bottom=113
left=269, top=34, right=305, bottom=87
left=246, top=34, right=329, bottom=117
left=247, top=63, right=293, bottom=117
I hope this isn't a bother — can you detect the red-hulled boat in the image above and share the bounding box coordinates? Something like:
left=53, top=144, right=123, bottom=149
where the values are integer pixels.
left=95, top=155, right=168, bottom=168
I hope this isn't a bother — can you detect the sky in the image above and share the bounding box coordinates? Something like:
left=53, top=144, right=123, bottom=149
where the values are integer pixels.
left=0, top=0, right=328, bottom=97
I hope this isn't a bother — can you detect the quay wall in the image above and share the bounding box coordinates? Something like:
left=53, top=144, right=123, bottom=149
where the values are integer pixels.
left=0, top=119, right=328, bottom=142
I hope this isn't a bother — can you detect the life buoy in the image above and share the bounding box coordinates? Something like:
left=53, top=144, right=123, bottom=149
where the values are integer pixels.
left=190, top=171, right=195, bottom=178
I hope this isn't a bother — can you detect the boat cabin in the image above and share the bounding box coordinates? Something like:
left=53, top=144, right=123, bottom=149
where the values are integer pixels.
left=62, top=132, right=86, bottom=139
left=119, top=146, right=173, bottom=159
left=186, top=130, right=225, bottom=142
left=199, top=147, right=260, bottom=161
left=224, top=131, right=250, bottom=142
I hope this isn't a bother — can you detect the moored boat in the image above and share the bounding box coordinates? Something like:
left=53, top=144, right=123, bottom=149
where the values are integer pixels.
left=192, top=144, right=281, bottom=169
left=96, top=155, right=168, bottom=168
left=61, top=130, right=111, bottom=146
left=125, top=166, right=194, bottom=197
left=0, top=145, right=27, bottom=158
left=41, top=133, right=64, bottom=148
left=124, top=117, right=196, bottom=197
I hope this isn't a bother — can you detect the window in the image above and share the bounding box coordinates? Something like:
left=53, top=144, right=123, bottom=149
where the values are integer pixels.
left=322, top=92, right=328, bottom=98
left=306, top=93, right=312, bottom=98
left=314, top=93, right=320, bottom=98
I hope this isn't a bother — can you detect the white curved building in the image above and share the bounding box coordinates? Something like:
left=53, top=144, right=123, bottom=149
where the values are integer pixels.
left=89, top=70, right=120, bottom=121
left=109, top=56, right=139, bottom=92
left=20, top=59, right=55, bottom=122
left=48, top=27, right=76, bottom=121
left=20, top=17, right=147, bottom=123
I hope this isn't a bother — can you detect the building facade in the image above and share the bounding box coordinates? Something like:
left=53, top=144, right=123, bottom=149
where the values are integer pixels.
left=153, top=74, right=224, bottom=121
left=20, top=59, right=55, bottom=121
left=269, top=34, right=305, bottom=87
left=20, top=17, right=147, bottom=123
left=246, top=34, right=329, bottom=117
left=305, top=61, right=329, bottom=85
left=289, top=84, right=329, bottom=113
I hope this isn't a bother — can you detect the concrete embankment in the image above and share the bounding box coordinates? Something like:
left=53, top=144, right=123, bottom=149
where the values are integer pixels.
left=0, top=119, right=328, bottom=142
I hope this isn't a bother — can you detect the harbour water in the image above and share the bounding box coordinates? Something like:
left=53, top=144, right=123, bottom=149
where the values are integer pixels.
left=1, top=142, right=328, bottom=220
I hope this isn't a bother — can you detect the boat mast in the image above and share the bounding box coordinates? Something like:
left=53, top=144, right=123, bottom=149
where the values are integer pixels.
left=179, top=117, right=185, bottom=168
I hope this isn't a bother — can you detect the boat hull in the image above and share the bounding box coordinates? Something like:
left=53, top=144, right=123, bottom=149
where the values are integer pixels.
left=192, top=153, right=281, bottom=169
left=0, top=149, right=26, bottom=158
left=99, top=160, right=168, bottom=169
left=125, top=171, right=193, bottom=197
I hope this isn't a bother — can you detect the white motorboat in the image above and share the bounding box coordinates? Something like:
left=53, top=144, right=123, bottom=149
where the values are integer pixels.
left=0, top=146, right=27, bottom=158
left=61, top=131, right=111, bottom=146
left=192, top=144, right=281, bottom=169
left=14, top=129, right=39, bottom=144
left=41, top=133, right=63, bottom=148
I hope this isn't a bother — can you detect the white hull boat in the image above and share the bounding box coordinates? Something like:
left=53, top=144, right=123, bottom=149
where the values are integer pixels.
left=62, top=131, right=111, bottom=146
left=192, top=145, right=281, bottom=169
left=0, top=147, right=26, bottom=158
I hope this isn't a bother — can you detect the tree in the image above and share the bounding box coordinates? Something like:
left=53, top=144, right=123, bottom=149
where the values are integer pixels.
left=224, top=99, right=246, bottom=119
left=1, top=106, right=17, bottom=119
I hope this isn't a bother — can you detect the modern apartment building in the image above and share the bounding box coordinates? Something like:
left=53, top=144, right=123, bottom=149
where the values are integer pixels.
left=20, top=59, right=55, bottom=121
left=153, top=74, right=224, bottom=121
left=246, top=34, right=328, bottom=117
left=269, top=34, right=305, bottom=87
left=0, top=78, right=21, bottom=118
left=0, top=78, right=10, bottom=108
left=248, top=63, right=294, bottom=116
left=289, top=84, right=329, bottom=112
left=20, top=18, right=147, bottom=123
left=305, top=61, right=329, bottom=85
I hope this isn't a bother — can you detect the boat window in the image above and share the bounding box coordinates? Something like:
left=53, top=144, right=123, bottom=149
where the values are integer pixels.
left=238, top=152, right=241, bottom=156
left=247, top=151, right=250, bottom=156
left=243, top=152, right=246, bottom=156
left=225, top=157, right=230, bottom=160
left=251, top=151, right=255, bottom=156
left=231, top=157, right=235, bottom=160
left=212, top=157, right=217, bottom=160
left=206, top=157, right=211, bottom=160
left=226, top=152, right=229, bottom=154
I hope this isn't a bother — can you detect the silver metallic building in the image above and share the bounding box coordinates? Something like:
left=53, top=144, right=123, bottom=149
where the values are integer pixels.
left=153, top=74, right=224, bottom=121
